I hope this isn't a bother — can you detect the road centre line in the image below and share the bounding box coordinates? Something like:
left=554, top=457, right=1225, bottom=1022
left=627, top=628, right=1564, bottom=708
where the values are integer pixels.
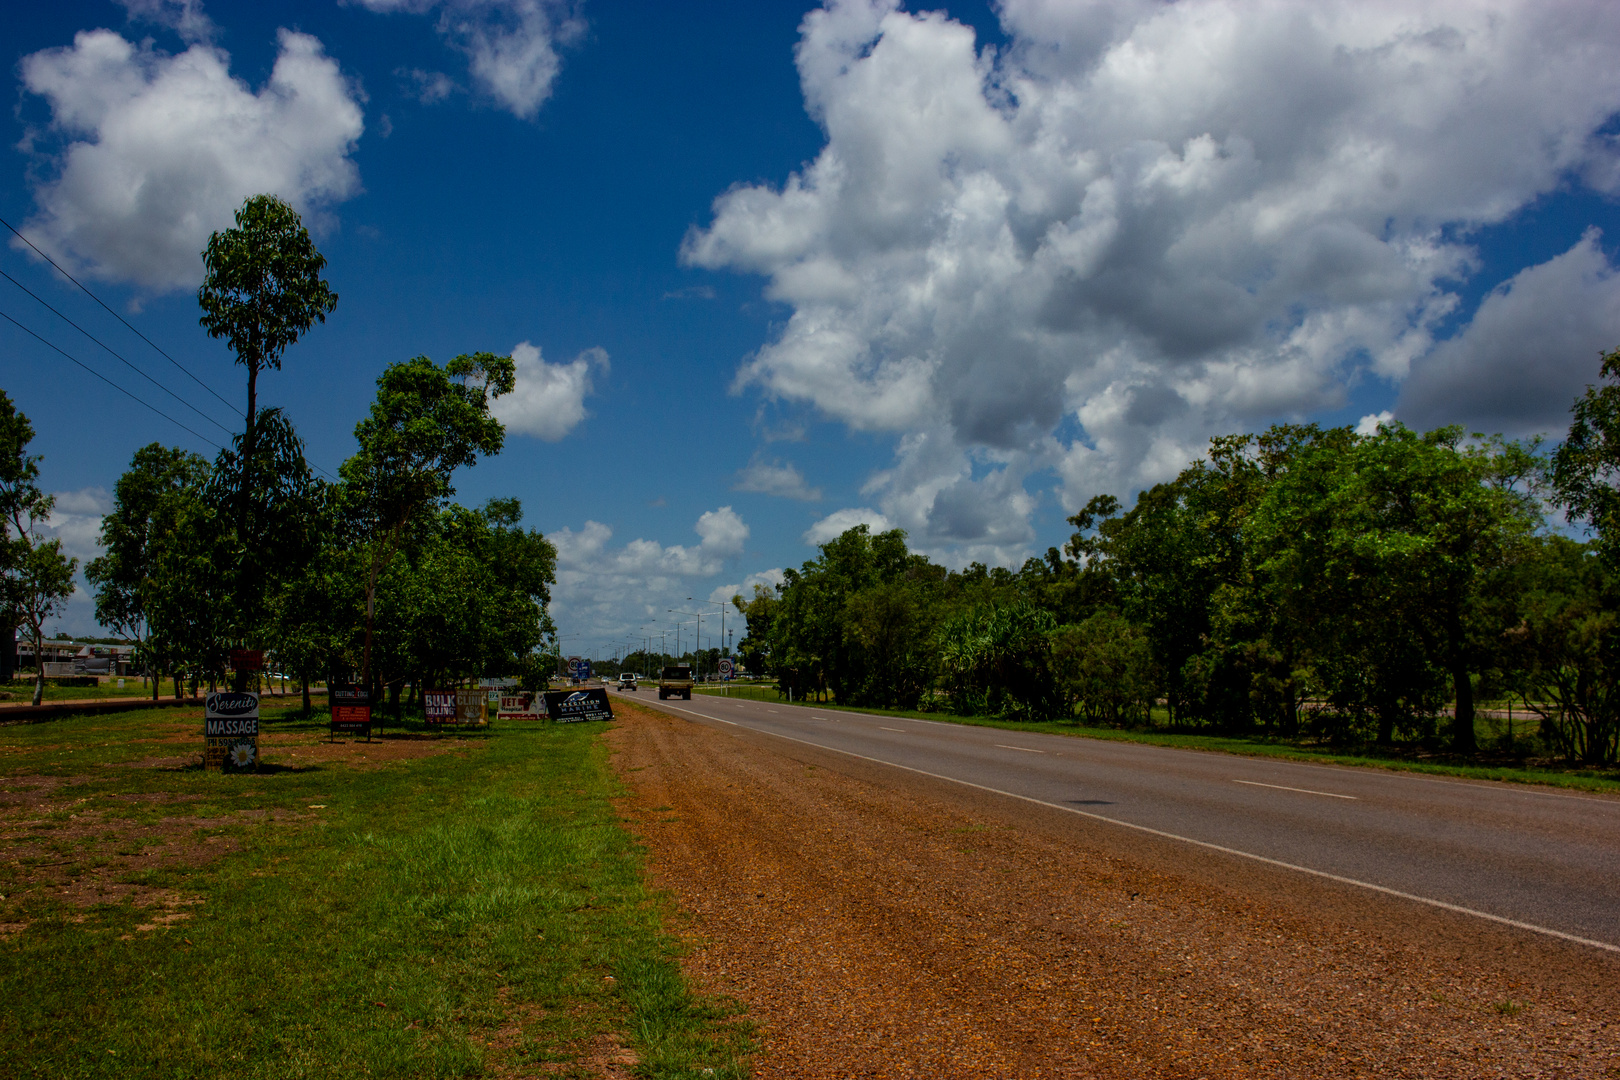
left=880, top=727, right=906, bottom=732
left=649, top=699, right=1620, bottom=956
left=996, top=744, right=1046, bottom=754
left=1234, top=779, right=1356, bottom=800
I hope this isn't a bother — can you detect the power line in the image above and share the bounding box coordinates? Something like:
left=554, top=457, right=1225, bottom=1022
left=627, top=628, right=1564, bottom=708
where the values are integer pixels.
left=0, top=305, right=226, bottom=452
left=0, top=217, right=341, bottom=485
left=0, top=268, right=236, bottom=439
left=0, top=213, right=242, bottom=418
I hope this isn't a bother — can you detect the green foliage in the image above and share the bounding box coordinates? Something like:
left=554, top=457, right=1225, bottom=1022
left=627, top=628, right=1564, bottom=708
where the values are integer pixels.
left=1503, top=537, right=1620, bottom=765
left=340, top=352, right=518, bottom=686
left=730, top=584, right=779, bottom=677
left=1552, top=346, right=1620, bottom=563
left=935, top=599, right=1059, bottom=720
left=0, top=392, right=78, bottom=706
left=1049, top=610, right=1157, bottom=725
left=85, top=442, right=209, bottom=649
left=197, top=193, right=337, bottom=384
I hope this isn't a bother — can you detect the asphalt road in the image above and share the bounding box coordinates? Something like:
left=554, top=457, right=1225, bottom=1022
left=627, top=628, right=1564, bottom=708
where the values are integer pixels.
left=611, top=686, right=1620, bottom=954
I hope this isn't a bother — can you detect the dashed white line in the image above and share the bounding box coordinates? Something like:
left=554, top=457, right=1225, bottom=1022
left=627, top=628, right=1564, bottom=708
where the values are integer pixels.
left=995, top=744, right=1046, bottom=754
left=880, top=727, right=906, bottom=732
left=1234, top=779, right=1357, bottom=800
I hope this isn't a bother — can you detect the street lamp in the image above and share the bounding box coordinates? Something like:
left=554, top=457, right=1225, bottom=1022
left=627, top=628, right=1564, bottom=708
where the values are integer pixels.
left=667, top=607, right=710, bottom=680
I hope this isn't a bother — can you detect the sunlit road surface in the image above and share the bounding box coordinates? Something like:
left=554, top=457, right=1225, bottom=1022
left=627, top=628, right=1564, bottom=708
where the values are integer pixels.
left=613, top=686, right=1620, bottom=953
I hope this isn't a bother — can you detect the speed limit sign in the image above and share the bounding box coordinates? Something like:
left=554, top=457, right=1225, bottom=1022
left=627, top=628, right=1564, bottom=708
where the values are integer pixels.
left=718, top=658, right=735, bottom=678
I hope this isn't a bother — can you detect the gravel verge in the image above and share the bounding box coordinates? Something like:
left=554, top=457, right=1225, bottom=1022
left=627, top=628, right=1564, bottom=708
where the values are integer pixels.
left=607, top=700, right=1619, bottom=1079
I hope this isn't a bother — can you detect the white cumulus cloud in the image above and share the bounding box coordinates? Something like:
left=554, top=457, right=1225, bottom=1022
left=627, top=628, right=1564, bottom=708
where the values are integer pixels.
left=803, top=506, right=894, bottom=545
left=117, top=0, right=216, bottom=44
left=687, top=0, right=1620, bottom=565
left=547, top=507, right=751, bottom=643
left=490, top=342, right=606, bottom=441
left=16, top=28, right=364, bottom=292
left=1398, top=230, right=1620, bottom=435
left=34, top=488, right=112, bottom=639
left=732, top=456, right=822, bottom=501
left=355, top=0, right=583, bottom=119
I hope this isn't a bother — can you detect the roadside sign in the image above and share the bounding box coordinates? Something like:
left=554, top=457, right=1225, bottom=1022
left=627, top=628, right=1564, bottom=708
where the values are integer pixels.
left=230, top=649, right=264, bottom=672
left=455, top=688, right=487, bottom=724
left=204, top=691, right=259, bottom=772
left=329, top=687, right=372, bottom=741
left=542, top=688, right=614, bottom=723
left=718, top=658, right=734, bottom=678
left=567, top=655, right=582, bottom=676
left=423, top=690, right=456, bottom=722
left=497, top=693, right=544, bottom=720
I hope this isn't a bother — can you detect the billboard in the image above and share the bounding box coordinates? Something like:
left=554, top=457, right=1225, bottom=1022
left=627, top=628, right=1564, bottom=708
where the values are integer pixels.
left=497, top=693, right=544, bottom=720
left=455, top=688, right=488, bottom=724
left=542, top=688, right=614, bottom=723
left=423, top=690, right=456, bottom=722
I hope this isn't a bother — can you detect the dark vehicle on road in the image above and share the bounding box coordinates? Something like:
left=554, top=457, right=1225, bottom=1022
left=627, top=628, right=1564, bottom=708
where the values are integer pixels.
left=658, top=665, right=693, bottom=700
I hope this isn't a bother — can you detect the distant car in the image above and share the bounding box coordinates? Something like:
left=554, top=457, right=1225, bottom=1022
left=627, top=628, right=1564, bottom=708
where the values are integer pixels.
left=618, top=673, right=638, bottom=691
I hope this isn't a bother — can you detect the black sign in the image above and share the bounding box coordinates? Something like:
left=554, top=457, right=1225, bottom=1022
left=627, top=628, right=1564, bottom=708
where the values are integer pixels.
left=542, top=688, right=614, bottom=723
left=327, top=687, right=372, bottom=739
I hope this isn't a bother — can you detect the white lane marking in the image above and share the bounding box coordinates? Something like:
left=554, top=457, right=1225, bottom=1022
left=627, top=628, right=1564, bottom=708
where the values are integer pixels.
left=880, top=727, right=906, bottom=732
left=1234, top=779, right=1356, bottom=800
left=996, top=744, right=1046, bottom=754
left=811, top=715, right=829, bottom=720
left=653, top=702, right=1619, bottom=957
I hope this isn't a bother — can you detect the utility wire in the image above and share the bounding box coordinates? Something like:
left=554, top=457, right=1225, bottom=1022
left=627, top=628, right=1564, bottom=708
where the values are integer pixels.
left=0, top=213, right=241, bottom=418
left=0, top=305, right=225, bottom=452
left=0, top=216, right=341, bottom=484
left=1, top=268, right=236, bottom=438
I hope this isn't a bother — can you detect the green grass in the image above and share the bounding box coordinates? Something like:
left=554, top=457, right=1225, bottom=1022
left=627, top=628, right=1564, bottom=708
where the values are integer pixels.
left=709, top=690, right=1620, bottom=795
left=0, top=705, right=754, bottom=1078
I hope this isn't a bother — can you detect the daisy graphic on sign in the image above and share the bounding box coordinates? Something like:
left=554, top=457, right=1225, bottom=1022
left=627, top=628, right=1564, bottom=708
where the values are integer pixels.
left=229, top=742, right=256, bottom=769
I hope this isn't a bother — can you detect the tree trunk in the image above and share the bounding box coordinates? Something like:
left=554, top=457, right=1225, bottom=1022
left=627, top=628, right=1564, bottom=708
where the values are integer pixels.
left=301, top=674, right=311, bottom=716
left=30, top=637, right=43, bottom=707
left=1451, top=659, right=1477, bottom=754
left=1377, top=708, right=1395, bottom=746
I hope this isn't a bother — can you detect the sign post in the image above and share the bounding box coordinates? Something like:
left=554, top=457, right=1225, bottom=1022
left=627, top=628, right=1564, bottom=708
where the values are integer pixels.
left=329, top=687, right=372, bottom=741
left=204, top=691, right=259, bottom=772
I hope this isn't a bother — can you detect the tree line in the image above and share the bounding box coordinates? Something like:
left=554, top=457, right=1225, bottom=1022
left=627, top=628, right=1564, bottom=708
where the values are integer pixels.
left=737, top=353, right=1620, bottom=767
left=2, top=195, right=557, bottom=710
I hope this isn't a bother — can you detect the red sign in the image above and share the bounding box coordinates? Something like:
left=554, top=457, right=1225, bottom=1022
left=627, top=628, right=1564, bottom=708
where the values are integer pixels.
left=230, top=649, right=264, bottom=672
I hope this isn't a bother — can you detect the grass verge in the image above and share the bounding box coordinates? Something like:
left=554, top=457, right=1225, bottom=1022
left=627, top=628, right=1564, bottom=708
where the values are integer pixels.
left=699, top=691, right=1620, bottom=795
left=0, top=704, right=753, bottom=1078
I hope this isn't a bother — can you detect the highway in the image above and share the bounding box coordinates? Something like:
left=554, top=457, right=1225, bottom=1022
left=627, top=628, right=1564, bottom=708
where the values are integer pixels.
left=612, top=686, right=1620, bottom=953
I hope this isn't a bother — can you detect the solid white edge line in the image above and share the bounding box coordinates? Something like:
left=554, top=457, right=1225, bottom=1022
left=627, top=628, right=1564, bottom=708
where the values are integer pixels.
left=649, top=699, right=1620, bottom=956
left=1234, top=779, right=1357, bottom=800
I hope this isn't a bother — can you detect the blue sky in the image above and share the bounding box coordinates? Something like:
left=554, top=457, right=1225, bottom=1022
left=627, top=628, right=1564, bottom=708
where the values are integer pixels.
left=4, top=0, right=1620, bottom=657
